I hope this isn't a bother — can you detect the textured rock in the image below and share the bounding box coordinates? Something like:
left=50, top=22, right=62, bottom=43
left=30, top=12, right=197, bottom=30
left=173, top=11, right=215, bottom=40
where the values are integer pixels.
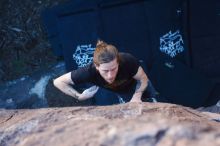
left=0, top=102, right=220, bottom=146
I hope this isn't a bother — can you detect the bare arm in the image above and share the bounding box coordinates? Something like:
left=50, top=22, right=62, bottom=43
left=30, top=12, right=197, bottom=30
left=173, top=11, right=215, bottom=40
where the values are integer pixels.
left=53, top=72, right=81, bottom=100
left=53, top=72, right=98, bottom=101
left=130, top=66, right=149, bottom=102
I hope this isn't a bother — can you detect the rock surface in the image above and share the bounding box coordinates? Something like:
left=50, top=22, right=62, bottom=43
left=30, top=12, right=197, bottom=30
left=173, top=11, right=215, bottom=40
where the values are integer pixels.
left=0, top=102, right=220, bottom=146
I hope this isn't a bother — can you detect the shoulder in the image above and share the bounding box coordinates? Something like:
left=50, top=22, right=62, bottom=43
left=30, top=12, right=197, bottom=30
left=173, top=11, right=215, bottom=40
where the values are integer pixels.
left=71, top=63, right=97, bottom=84
left=118, top=52, right=140, bottom=77
left=119, top=52, right=139, bottom=65
left=119, top=52, right=136, bottom=59
left=74, top=63, right=96, bottom=72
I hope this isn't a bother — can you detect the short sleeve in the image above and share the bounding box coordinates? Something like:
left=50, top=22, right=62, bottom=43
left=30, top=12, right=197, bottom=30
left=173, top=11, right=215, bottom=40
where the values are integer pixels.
left=71, top=64, right=94, bottom=85
left=123, top=53, right=140, bottom=77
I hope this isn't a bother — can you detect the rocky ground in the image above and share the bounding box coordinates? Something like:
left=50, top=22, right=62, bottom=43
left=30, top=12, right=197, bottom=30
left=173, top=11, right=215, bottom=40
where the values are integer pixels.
left=0, top=102, right=220, bottom=146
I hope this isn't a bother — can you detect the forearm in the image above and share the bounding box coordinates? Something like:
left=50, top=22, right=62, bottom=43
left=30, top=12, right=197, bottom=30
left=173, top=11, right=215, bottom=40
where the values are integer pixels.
left=130, top=66, right=149, bottom=102
left=53, top=80, right=81, bottom=100
left=132, top=78, right=148, bottom=100
left=135, top=79, right=148, bottom=94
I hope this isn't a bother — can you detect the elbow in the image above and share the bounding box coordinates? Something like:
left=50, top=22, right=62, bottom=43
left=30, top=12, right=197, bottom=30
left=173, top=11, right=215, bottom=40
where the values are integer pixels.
left=53, top=72, right=73, bottom=89
left=53, top=78, right=59, bottom=88
left=143, top=74, right=148, bottom=83
left=145, top=75, right=149, bottom=83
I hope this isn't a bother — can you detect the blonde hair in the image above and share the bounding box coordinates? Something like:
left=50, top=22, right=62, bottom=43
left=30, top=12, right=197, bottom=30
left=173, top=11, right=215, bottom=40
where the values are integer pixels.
left=93, top=40, right=119, bottom=66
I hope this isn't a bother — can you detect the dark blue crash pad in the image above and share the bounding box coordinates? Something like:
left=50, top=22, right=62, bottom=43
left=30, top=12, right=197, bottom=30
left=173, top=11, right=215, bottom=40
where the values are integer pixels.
left=41, top=0, right=190, bottom=71
left=41, top=0, right=217, bottom=107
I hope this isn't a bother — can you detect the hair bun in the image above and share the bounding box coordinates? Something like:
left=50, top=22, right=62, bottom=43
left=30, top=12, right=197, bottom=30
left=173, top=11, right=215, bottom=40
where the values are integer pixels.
left=96, top=40, right=107, bottom=47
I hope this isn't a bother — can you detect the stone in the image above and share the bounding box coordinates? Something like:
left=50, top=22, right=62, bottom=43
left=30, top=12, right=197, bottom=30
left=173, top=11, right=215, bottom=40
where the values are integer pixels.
left=0, top=102, right=220, bottom=146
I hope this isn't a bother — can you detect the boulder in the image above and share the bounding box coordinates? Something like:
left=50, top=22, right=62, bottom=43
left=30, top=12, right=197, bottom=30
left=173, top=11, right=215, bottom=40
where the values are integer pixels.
left=0, top=102, right=220, bottom=146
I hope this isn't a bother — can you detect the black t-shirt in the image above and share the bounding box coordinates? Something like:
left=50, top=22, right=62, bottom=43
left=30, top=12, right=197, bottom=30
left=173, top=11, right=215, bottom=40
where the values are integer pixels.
left=71, top=52, right=140, bottom=93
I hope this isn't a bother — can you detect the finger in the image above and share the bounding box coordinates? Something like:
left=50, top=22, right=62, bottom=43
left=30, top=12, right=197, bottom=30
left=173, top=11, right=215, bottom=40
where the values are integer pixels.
left=94, top=86, right=99, bottom=92
left=90, top=86, right=99, bottom=95
left=88, top=85, right=98, bottom=92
